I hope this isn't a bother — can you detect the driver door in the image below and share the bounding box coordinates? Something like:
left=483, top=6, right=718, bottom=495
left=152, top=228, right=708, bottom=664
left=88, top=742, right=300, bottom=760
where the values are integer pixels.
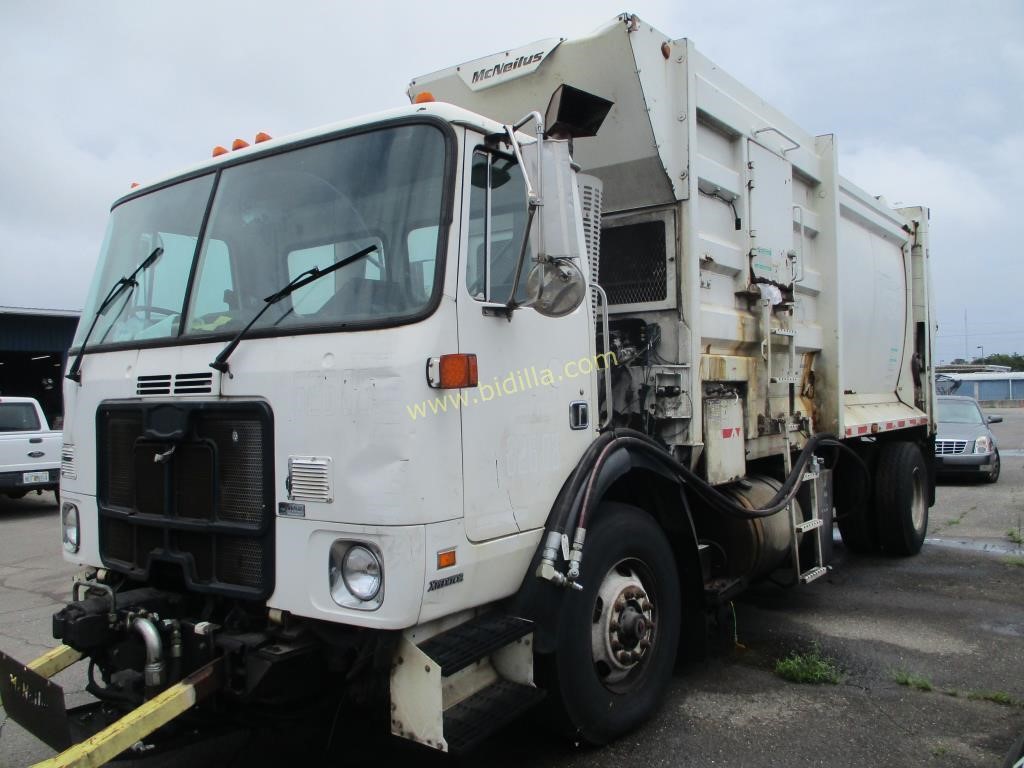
left=456, top=142, right=595, bottom=542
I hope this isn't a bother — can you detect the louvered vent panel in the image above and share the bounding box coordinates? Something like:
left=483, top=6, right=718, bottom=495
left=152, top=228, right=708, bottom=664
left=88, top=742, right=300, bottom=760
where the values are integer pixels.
left=61, top=443, right=76, bottom=480
left=174, top=372, right=213, bottom=395
left=288, top=457, right=333, bottom=503
left=577, top=175, right=603, bottom=316
left=136, top=375, right=171, bottom=396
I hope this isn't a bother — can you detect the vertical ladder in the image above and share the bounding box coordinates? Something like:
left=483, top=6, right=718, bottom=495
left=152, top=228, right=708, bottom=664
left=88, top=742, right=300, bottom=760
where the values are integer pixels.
left=785, top=451, right=829, bottom=584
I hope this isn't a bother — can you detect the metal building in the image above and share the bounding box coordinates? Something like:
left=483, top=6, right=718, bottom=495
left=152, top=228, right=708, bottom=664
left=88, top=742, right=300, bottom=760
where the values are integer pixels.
left=0, top=306, right=80, bottom=426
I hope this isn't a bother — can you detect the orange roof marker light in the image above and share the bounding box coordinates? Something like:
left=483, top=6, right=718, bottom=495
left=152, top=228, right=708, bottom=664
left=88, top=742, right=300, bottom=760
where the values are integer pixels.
left=254, top=131, right=272, bottom=144
left=212, top=146, right=229, bottom=157
left=413, top=91, right=435, bottom=104
left=129, top=182, right=140, bottom=189
left=231, top=138, right=250, bottom=151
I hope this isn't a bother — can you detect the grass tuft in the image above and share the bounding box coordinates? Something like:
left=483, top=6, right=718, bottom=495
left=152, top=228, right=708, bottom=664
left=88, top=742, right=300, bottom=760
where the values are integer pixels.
left=892, top=669, right=933, bottom=692
left=1003, top=556, right=1024, bottom=568
left=967, top=690, right=1019, bottom=707
left=1007, top=529, right=1024, bottom=546
left=775, top=647, right=842, bottom=685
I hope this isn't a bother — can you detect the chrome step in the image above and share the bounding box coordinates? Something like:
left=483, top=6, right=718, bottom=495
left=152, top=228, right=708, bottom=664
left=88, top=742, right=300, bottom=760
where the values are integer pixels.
left=799, top=566, right=829, bottom=584
left=770, top=375, right=801, bottom=384
left=795, top=519, right=823, bottom=533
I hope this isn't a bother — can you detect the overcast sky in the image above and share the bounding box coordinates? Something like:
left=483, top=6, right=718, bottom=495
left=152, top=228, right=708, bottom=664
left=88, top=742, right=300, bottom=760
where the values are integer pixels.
left=1, top=1, right=1020, bottom=363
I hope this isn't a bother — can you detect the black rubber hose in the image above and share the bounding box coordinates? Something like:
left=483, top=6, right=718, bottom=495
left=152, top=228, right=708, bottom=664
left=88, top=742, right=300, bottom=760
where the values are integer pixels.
left=548, top=429, right=617, bottom=533
left=568, top=428, right=837, bottom=533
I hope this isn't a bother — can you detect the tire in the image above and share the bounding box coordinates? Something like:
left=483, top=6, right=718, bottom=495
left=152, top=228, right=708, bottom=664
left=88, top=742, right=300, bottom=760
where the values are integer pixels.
left=6, top=491, right=27, bottom=500
left=835, top=444, right=880, bottom=554
left=1002, top=731, right=1024, bottom=768
left=546, top=503, right=681, bottom=745
left=985, top=449, right=1001, bottom=484
left=875, top=442, right=929, bottom=556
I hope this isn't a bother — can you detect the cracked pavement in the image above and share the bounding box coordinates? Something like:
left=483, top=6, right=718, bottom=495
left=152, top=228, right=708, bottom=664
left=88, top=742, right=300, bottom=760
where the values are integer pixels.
left=1, top=409, right=1023, bottom=766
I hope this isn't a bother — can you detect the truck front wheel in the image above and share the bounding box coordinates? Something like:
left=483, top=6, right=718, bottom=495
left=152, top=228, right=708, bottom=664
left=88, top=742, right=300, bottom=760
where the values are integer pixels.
left=876, top=441, right=928, bottom=556
left=548, top=503, right=681, bottom=745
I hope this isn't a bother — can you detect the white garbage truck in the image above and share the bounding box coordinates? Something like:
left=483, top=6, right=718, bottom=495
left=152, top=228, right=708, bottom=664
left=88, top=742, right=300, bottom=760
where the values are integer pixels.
left=0, top=13, right=935, bottom=763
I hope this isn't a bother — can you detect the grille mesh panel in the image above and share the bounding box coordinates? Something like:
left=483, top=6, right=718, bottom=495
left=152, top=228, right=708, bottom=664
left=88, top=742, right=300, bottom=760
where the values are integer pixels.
left=97, top=404, right=272, bottom=597
left=105, top=413, right=141, bottom=507
left=218, top=538, right=265, bottom=589
left=599, top=220, right=668, bottom=305
left=199, top=417, right=265, bottom=524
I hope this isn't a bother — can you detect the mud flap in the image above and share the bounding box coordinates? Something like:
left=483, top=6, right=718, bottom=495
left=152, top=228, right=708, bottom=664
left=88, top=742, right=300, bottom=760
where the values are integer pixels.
left=0, top=647, right=78, bottom=751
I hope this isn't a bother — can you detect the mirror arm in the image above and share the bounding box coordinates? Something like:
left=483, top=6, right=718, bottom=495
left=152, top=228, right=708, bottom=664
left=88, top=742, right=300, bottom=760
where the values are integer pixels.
left=505, top=205, right=538, bottom=312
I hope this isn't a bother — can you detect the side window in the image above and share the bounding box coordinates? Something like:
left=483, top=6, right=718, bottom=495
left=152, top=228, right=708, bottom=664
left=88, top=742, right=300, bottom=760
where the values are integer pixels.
left=467, top=150, right=530, bottom=303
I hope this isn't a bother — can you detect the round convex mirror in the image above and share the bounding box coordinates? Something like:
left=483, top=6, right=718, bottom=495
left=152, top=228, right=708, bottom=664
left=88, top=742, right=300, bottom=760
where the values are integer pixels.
left=525, top=257, right=586, bottom=317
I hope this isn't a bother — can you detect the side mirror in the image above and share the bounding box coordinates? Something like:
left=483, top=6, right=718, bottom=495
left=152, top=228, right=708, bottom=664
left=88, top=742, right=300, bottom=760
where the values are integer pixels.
left=987, top=415, right=1003, bottom=424
left=524, top=258, right=586, bottom=317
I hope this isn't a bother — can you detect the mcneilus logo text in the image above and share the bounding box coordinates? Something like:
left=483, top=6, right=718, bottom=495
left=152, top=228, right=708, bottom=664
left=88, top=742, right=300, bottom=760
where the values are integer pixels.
left=471, top=52, right=544, bottom=84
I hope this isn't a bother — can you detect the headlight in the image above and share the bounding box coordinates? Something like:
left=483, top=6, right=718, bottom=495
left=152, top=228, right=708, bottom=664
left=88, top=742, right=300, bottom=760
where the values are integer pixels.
left=61, top=503, right=79, bottom=553
left=329, top=542, right=383, bottom=607
left=975, top=436, right=993, bottom=454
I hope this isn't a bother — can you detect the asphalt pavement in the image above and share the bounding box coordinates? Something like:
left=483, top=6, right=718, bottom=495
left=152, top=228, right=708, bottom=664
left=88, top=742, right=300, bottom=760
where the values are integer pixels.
left=2, top=409, right=1023, bottom=767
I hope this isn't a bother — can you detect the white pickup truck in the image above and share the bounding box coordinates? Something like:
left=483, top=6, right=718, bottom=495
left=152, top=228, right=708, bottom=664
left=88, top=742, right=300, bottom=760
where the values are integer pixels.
left=0, top=396, right=61, bottom=501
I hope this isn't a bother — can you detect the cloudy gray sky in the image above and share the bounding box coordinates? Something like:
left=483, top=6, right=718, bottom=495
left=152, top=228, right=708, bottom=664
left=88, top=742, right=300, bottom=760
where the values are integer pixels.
left=1, top=0, right=1020, bottom=363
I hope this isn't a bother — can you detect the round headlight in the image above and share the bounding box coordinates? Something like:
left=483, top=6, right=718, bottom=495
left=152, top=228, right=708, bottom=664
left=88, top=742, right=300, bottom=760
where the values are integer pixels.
left=341, top=545, right=382, bottom=601
left=62, top=502, right=79, bottom=553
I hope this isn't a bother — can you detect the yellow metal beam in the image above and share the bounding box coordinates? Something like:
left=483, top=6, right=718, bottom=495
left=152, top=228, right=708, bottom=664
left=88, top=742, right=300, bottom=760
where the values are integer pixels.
left=31, top=660, right=221, bottom=768
left=26, top=645, right=83, bottom=681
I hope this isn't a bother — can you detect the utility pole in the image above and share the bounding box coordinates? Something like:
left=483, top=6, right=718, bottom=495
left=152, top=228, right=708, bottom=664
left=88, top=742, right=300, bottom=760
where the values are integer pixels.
left=964, top=308, right=968, bottom=359
left=977, top=345, right=984, bottom=362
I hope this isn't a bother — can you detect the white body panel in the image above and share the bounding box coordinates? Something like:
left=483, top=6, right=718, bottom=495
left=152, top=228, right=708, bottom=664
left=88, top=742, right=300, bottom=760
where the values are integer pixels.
left=411, top=15, right=935, bottom=455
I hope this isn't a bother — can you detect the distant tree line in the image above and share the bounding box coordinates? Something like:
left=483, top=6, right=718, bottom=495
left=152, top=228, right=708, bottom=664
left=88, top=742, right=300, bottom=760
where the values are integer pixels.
left=951, top=353, right=1024, bottom=371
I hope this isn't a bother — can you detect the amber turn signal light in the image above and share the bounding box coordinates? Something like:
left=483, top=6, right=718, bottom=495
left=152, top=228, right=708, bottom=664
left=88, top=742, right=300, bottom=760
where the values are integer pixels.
left=438, top=354, right=478, bottom=389
left=437, top=549, right=457, bottom=569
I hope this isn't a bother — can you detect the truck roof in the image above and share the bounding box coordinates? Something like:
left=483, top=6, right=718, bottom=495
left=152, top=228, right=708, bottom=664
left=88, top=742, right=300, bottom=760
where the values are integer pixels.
left=114, top=102, right=508, bottom=207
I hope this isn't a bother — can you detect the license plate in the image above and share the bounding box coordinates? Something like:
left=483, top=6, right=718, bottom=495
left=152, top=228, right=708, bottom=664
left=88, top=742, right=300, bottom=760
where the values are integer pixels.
left=22, top=471, right=49, bottom=484
left=0, top=649, right=72, bottom=751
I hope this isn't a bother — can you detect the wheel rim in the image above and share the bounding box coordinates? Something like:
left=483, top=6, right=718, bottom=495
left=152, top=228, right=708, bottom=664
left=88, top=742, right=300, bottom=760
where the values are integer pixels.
left=910, top=466, right=926, bottom=531
left=590, top=559, right=658, bottom=692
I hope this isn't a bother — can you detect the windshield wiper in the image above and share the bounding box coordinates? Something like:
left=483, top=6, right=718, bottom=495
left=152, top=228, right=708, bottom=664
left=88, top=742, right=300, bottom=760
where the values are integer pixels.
left=209, top=243, right=379, bottom=375
left=66, top=247, right=164, bottom=383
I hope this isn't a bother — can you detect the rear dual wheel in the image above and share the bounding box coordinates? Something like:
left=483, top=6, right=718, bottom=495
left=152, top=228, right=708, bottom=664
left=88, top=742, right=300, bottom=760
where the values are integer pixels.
left=837, top=441, right=929, bottom=557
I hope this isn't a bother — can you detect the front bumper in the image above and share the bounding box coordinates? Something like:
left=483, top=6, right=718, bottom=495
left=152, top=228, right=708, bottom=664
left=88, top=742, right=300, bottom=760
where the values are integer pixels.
left=935, top=452, right=995, bottom=473
left=0, top=468, right=59, bottom=490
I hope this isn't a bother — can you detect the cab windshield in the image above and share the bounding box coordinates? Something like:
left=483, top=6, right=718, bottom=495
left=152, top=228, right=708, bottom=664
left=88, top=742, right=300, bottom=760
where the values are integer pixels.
left=73, top=122, right=449, bottom=348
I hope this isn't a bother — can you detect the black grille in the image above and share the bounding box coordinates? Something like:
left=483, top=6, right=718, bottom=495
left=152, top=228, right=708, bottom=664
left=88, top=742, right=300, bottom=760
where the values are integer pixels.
left=599, top=220, right=668, bottom=305
left=96, top=402, right=274, bottom=599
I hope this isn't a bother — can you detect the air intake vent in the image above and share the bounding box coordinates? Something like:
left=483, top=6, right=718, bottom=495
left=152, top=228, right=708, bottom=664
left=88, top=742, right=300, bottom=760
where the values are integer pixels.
left=136, top=372, right=214, bottom=396
left=61, top=444, right=76, bottom=480
left=288, top=457, right=333, bottom=503
left=577, top=174, right=603, bottom=316
left=136, top=375, right=172, bottom=396
left=174, top=372, right=213, bottom=395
